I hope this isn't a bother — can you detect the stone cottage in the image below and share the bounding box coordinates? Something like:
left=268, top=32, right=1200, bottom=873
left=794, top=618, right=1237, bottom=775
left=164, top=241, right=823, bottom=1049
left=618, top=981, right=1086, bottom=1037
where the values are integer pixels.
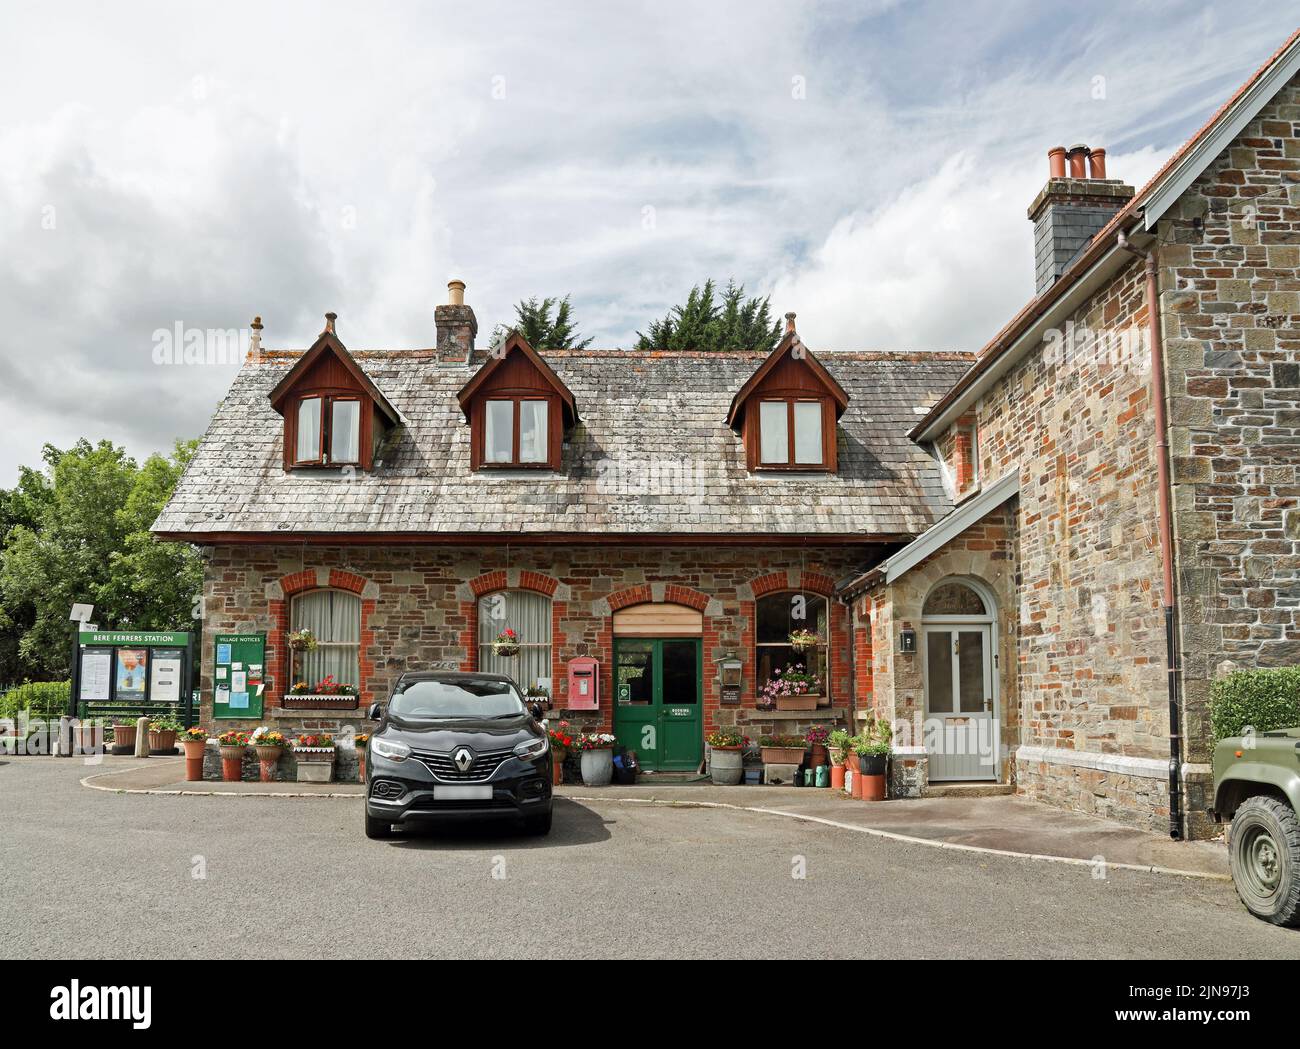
left=154, top=28, right=1300, bottom=839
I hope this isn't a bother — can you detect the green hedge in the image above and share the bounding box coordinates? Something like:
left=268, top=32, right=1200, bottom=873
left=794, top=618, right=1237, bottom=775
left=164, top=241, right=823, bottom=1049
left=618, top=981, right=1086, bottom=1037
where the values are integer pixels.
left=0, top=681, right=71, bottom=721
left=1209, top=668, right=1300, bottom=741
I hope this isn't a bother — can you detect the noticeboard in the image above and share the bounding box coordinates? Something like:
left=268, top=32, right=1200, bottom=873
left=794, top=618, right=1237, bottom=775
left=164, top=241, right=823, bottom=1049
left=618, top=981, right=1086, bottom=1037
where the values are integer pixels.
left=213, top=633, right=266, bottom=719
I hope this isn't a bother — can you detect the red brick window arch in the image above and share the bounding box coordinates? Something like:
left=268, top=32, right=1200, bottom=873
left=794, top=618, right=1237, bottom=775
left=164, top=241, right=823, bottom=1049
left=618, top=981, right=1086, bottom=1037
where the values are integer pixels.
left=477, top=589, right=553, bottom=692
left=290, top=588, right=361, bottom=690
left=755, top=590, right=831, bottom=699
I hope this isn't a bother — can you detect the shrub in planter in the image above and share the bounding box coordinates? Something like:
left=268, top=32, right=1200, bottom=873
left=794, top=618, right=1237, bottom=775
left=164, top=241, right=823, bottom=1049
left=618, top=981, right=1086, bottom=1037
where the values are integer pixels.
left=805, top=724, right=830, bottom=767
left=217, top=730, right=251, bottom=782
left=828, top=728, right=853, bottom=789
left=572, top=732, right=616, bottom=786
left=706, top=729, right=747, bottom=786
left=547, top=721, right=575, bottom=786
left=250, top=726, right=290, bottom=782
left=852, top=717, right=893, bottom=801
left=1210, top=668, right=1300, bottom=741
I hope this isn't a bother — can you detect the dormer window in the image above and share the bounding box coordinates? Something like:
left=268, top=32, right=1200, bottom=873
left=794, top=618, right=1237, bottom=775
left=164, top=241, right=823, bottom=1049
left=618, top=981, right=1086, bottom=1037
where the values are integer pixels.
left=485, top=398, right=550, bottom=465
left=457, top=332, right=578, bottom=472
left=268, top=313, right=402, bottom=472
left=759, top=399, right=824, bottom=467
left=727, top=326, right=849, bottom=473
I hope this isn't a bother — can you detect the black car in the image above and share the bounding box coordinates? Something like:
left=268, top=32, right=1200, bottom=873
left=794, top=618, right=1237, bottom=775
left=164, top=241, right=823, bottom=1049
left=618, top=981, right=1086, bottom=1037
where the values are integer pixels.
left=363, top=671, right=553, bottom=839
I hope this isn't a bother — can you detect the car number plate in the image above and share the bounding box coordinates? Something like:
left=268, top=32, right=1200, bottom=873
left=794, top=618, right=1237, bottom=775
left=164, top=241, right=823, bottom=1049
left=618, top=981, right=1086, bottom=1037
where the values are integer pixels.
left=433, top=785, right=493, bottom=801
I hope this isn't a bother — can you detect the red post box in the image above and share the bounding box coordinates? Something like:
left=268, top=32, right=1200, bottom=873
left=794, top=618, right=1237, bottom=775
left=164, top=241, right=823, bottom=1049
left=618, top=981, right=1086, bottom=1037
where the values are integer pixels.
left=566, top=657, right=599, bottom=710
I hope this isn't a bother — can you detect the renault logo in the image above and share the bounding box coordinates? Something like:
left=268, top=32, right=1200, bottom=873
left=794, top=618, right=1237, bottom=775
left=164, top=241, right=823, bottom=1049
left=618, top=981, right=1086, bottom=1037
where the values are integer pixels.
left=453, top=746, right=475, bottom=772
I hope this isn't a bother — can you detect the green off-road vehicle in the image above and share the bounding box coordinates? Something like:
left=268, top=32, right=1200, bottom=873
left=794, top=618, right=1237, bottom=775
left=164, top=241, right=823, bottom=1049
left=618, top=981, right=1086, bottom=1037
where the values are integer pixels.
left=1213, top=727, right=1300, bottom=926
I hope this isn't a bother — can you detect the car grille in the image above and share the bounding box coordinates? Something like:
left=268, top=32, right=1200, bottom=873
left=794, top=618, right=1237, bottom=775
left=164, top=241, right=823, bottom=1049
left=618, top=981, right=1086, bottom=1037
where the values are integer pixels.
left=411, top=746, right=515, bottom=782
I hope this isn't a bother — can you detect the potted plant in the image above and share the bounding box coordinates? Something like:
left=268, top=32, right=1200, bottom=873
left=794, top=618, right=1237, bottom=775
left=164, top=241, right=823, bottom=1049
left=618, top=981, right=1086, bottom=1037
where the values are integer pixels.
left=854, top=717, right=892, bottom=801
left=180, top=726, right=207, bottom=781
left=293, top=733, right=336, bottom=783
left=147, top=716, right=182, bottom=754
left=492, top=628, right=521, bottom=658
left=828, top=728, right=852, bottom=790
left=287, top=629, right=318, bottom=652
left=547, top=720, right=574, bottom=786
left=285, top=676, right=359, bottom=709
left=250, top=726, right=290, bottom=782
left=805, top=724, right=830, bottom=768
left=788, top=628, right=821, bottom=653
left=217, top=730, right=250, bottom=782
left=759, top=664, right=822, bottom=711
left=573, top=732, right=616, bottom=786
left=759, top=733, right=807, bottom=765
left=355, top=733, right=370, bottom=782
left=706, top=729, right=746, bottom=785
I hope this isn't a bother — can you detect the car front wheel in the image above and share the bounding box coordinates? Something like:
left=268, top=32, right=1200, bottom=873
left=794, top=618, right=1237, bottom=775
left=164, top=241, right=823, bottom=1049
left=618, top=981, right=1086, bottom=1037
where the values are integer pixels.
left=1229, top=796, right=1300, bottom=926
left=364, top=808, right=393, bottom=840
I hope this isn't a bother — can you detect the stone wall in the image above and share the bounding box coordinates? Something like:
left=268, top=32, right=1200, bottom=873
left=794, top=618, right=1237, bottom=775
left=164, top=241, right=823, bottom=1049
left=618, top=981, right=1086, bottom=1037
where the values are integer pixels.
left=198, top=544, right=867, bottom=747
left=1157, top=71, right=1300, bottom=775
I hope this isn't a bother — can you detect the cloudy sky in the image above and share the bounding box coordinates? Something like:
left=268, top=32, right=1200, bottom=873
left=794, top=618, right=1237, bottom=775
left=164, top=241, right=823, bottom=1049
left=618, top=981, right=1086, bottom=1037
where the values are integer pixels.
left=0, top=1, right=1294, bottom=482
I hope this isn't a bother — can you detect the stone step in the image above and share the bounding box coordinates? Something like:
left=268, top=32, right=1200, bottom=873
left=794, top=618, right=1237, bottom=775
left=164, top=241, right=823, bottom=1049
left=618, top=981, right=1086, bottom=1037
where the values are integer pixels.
left=924, top=782, right=1015, bottom=798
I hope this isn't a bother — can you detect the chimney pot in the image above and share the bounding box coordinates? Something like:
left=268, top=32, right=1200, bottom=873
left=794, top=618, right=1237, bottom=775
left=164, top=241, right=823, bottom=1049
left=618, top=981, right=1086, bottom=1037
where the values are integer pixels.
left=1087, top=147, right=1107, bottom=180
left=1067, top=145, right=1089, bottom=178
left=324, top=311, right=337, bottom=336
left=1048, top=146, right=1066, bottom=179
left=784, top=311, right=796, bottom=334
left=447, top=279, right=466, bottom=306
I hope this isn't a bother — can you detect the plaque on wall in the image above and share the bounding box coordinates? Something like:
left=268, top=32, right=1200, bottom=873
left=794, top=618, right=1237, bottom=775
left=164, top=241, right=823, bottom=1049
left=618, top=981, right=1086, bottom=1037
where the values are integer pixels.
left=720, top=685, right=741, bottom=706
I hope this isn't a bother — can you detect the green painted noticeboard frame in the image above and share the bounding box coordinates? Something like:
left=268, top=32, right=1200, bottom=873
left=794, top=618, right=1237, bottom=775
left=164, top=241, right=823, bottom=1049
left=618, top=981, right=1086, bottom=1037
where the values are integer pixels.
left=213, top=633, right=267, bottom=719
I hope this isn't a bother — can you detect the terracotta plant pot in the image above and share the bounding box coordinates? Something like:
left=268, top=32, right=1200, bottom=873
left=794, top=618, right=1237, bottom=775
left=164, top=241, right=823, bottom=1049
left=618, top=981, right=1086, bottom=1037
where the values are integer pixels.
left=761, top=746, right=806, bottom=765
left=775, top=694, right=819, bottom=712
left=111, top=723, right=137, bottom=755
left=809, top=743, right=828, bottom=768
left=148, top=729, right=177, bottom=754
left=358, top=753, right=367, bottom=783
left=182, top=739, right=206, bottom=781
left=255, top=745, right=283, bottom=782
left=830, top=764, right=845, bottom=790
left=219, top=745, right=245, bottom=782
left=861, top=774, right=887, bottom=801
left=850, top=764, right=864, bottom=798
left=551, top=754, right=565, bottom=785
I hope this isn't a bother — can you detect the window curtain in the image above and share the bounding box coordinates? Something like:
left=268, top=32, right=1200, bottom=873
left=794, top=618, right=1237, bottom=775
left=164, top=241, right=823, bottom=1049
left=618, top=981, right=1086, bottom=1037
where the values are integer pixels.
left=292, top=589, right=361, bottom=687
left=478, top=590, right=552, bottom=692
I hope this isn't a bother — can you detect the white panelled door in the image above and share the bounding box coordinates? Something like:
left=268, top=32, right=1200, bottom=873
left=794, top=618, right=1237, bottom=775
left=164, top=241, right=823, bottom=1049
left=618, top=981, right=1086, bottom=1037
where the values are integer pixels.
left=923, top=625, right=997, bottom=782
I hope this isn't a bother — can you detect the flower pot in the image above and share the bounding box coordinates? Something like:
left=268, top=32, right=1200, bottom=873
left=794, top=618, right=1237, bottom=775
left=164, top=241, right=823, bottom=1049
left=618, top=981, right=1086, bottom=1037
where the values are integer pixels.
left=709, top=746, right=744, bottom=786
left=219, top=745, right=245, bottom=782
left=861, top=773, right=886, bottom=801
left=552, top=760, right=564, bottom=785
left=761, top=746, right=806, bottom=765
left=850, top=765, right=864, bottom=798
left=182, top=739, right=206, bottom=781
left=579, top=748, right=613, bottom=787
left=294, top=749, right=335, bottom=783
left=111, top=723, right=137, bottom=756
left=809, top=743, right=828, bottom=768
left=282, top=693, right=359, bottom=709
left=830, top=763, right=845, bottom=790
left=255, top=745, right=283, bottom=782
left=858, top=752, right=888, bottom=777
left=775, top=694, right=819, bottom=712
left=358, top=753, right=367, bottom=783
left=148, top=729, right=177, bottom=755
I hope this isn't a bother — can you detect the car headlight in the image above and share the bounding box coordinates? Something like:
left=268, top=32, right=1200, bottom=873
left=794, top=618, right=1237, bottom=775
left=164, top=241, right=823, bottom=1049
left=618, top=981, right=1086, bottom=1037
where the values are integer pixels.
left=513, top=736, right=549, bottom=762
left=371, top=736, right=410, bottom=762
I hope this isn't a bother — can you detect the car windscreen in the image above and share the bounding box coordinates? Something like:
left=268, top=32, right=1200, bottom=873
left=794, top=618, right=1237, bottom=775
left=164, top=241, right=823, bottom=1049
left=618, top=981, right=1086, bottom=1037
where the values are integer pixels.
left=389, top=678, right=526, bottom=719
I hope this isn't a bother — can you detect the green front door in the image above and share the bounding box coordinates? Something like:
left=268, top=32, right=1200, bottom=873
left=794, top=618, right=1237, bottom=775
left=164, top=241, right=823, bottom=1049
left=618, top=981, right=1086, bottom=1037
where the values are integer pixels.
left=613, top=638, right=702, bottom=772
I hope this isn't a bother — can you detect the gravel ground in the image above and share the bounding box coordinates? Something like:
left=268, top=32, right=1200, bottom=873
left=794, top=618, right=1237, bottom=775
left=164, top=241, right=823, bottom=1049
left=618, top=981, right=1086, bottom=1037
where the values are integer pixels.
left=2, top=756, right=1296, bottom=959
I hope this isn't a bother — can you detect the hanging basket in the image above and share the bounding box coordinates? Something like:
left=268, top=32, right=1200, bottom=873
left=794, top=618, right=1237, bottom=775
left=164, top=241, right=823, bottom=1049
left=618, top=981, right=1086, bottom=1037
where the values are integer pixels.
left=493, top=640, right=521, bottom=658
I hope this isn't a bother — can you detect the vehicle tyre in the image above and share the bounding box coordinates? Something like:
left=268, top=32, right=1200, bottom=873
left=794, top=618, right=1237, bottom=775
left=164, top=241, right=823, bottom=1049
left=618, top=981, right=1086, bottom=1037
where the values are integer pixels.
left=523, top=811, right=552, bottom=836
left=364, top=808, right=393, bottom=840
left=1228, top=795, right=1300, bottom=926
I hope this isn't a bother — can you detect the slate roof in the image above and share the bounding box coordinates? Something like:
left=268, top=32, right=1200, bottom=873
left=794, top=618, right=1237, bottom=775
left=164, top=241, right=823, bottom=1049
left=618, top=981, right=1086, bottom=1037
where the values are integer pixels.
left=152, top=347, right=973, bottom=540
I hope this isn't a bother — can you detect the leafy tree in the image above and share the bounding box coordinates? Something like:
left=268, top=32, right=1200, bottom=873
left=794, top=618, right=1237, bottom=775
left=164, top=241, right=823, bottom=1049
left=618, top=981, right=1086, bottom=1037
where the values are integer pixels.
left=0, top=439, right=201, bottom=681
left=490, top=295, right=593, bottom=350
left=635, top=279, right=782, bottom=353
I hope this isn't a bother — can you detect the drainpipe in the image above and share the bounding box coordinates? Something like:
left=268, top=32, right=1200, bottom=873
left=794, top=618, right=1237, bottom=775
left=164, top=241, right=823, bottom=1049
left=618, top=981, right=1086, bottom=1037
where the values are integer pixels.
left=1118, top=229, right=1183, bottom=841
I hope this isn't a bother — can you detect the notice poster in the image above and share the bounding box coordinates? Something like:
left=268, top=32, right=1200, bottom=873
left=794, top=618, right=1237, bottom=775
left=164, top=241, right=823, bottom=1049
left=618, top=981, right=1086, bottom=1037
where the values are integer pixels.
left=79, top=648, right=112, bottom=701
left=150, top=649, right=183, bottom=704
left=213, top=633, right=266, bottom=719
left=115, top=649, right=148, bottom=698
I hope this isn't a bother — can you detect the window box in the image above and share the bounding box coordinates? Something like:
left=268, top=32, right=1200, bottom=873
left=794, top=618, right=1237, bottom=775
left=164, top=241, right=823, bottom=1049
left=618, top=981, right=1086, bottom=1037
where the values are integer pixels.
left=761, top=745, right=807, bottom=765
left=775, top=693, right=821, bottom=712
left=281, top=693, right=359, bottom=709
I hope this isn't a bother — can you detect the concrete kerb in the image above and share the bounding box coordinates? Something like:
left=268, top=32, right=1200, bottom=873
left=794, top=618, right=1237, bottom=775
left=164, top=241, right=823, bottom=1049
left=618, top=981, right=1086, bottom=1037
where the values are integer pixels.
left=75, top=763, right=1229, bottom=882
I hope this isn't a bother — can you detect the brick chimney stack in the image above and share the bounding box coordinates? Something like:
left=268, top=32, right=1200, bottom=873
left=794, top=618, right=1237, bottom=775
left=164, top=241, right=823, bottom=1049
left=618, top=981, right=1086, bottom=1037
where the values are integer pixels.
left=1028, top=145, right=1134, bottom=295
left=435, top=278, right=478, bottom=364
